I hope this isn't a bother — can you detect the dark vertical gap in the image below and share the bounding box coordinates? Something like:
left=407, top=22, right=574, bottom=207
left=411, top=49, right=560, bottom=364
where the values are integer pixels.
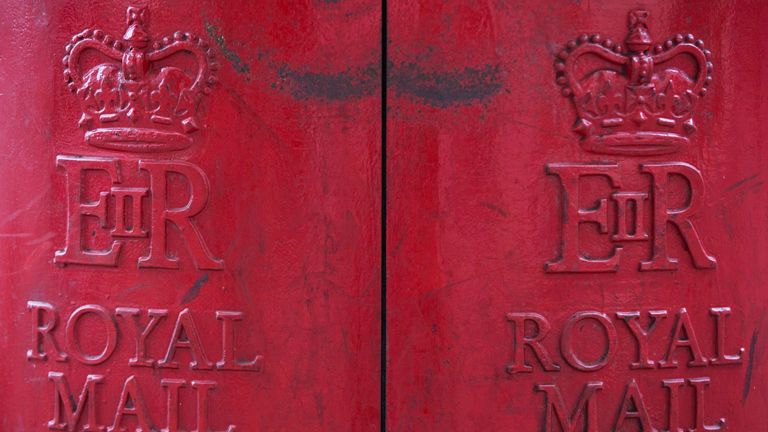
left=380, top=0, right=388, bottom=429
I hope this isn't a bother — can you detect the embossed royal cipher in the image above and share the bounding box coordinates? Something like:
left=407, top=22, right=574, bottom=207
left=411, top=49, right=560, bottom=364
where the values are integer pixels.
left=63, top=6, right=218, bottom=152
left=56, top=6, right=224, bottom=270
left=554, top=9, right=712, bottom=156
left=545, top=9, right=717, bottom=273
left=509, top=11, right=738, bottom=432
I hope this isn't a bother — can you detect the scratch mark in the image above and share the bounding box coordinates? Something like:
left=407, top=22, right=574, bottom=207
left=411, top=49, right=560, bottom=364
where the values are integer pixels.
left=0, top=232, right=33, bottom=238
left=182, top=274, right=209, bottom=304
left=742, top=330, right=758, bottom=402
left=25, top=231, right=56, bottom=245
left=0, top=190, right=47, bottom=227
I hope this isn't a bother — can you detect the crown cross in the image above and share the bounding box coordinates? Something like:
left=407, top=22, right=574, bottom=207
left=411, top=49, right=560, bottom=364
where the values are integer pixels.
left=555, top=10, right=713, bottom=156
left=63, top=6, right=219, bottom=153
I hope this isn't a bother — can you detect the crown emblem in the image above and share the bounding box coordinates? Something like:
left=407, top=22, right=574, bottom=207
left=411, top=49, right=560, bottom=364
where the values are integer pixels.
left=63, top=6, right=218, bottom=153
left=555, top=10, right=713, bottom=156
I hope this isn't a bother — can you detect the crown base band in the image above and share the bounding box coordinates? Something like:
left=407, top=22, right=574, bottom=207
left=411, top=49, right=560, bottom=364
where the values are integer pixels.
left=581, top=132, right=687, bottom=156
left=85, top=128, right=193, bottom=153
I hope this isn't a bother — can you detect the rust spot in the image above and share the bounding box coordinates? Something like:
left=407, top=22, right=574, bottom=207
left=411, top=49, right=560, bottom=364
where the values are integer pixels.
left=277, top=64, right=379, bottom=101
left=390, top=62, right=503, bottom=107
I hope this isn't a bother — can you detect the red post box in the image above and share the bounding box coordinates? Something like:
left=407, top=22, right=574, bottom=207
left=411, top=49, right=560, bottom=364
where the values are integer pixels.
left=0, top=1, right=380, bottom=430
left=388, top=1, right=768, bottom=430
left=3, top=0, right=768, bottom=431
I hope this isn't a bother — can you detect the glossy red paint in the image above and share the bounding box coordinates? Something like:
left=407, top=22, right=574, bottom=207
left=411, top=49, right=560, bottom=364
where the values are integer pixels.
left=0, top=1, right=380, bottom=430
left=388, top=1, right=768, bottom=430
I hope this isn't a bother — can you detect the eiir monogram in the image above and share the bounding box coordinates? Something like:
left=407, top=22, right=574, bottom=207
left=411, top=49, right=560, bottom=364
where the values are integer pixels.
left=547, top=10, right=716, bottom=273
left=56, top=6, right=223, bottom=270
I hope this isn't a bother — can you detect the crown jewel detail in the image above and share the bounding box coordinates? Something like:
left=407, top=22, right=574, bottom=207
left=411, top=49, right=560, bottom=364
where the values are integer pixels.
left=63, top=6, right=218, bottom=153
left=555, top=10, right=713, bottom=156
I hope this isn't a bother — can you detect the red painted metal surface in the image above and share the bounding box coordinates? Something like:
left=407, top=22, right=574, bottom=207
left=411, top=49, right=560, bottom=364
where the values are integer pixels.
left=0, top=1, right=380, bottom=430
left=388, top=1, right=768, bottom=430
left=3, top=1, right=768, bottom=431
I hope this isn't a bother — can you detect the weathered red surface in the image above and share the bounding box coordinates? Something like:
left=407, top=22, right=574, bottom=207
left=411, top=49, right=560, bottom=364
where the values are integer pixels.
left=0, top=1, right=380, bottom=430
left=388, top=1, right=768, bottom=430
left=3, top=0, right=768, bottom=431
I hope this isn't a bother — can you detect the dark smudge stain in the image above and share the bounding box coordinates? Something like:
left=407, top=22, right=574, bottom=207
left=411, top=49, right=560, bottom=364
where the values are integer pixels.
left=390, top=62, right=503, bottom=107
left=277, top=64, right=380, bottom=101
left=205, top=22, right=250, bottom=75
left=480, top=201, right=508, bottom=218
left=726, top=174, right=759, bottom=192
left=742, top=330, right=758, bottom=402
left=182, top=273, right=209, bottom=304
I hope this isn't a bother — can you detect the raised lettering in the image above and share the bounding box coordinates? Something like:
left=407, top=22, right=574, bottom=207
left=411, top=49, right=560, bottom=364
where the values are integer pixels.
left=191, top=381, right=236, bottom=432
left=65, top=305, right=118, bottom=365
left=663, top=378, right=686, bottom=431
left=664, top=377, right=727, bottom=430
left=640, top=162, right=717, bottom=270
left=27, top=301, right=67, bottom=362
left=55, top=156, right=123, bottom=266
left=689, top=377, right=726, bottom=430
left=611, top=191, right=649, bottom=241
left=506, top=312, right=560, bottom=373
left=614, top=379, right=655, bottom=431
left=108, top=375, right=153, bottom=432
left=111, top=187, right=149, bottom=237
left=545, top=163, right=622, bottom=272
left=55, top=157, right=223, bottom=270
left=116, top=307, right=168, bottom=367
left=709, top=307, right=744, bottom=365
left=560, top=311, right=617, bottom=372
left=536, top=381, right=603, bottom=432
left=138, top=160, right=223, bottom=270
left=158, top=308, right=214, bottom=370
left=659, top=308, right=708, bottom=368
left=216, top=311, right=263, bottom=372
left=48, top=372, right=104, bottom=432
left=161, top=379, right=186, bottom=432
left=616, top=310, right=668, bottom=369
